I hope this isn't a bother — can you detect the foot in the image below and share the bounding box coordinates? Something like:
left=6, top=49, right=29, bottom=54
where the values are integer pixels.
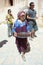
left=34, top=35, right=37, bottom=37
left=21, top=52, right=26, bottom=61
left=29, top=37, right=33, bottom=41
left=8, top=35, right=12, bottom=37
left=8, top=35, right=11, bottom=37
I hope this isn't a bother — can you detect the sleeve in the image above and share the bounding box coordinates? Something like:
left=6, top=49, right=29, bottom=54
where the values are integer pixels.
left=12, top=19, right=20, bottom=33
left=26, top=25, right=30, bottom=32
left=12, top=24, right=16, bottom=33
left=26, top=9, right=30, bottom=16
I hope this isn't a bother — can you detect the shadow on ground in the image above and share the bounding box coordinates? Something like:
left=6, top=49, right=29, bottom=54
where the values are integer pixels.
left=0, top=40, right=8, bottom=48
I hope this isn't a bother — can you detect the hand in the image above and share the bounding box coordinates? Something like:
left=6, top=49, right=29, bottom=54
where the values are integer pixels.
left=31, top=17, right=38, bottom=20
left=29, top=32, right=31, bottom=36
left=35, top=17, right=38, bottom=19
left=14, top=32, right=17, bottom=37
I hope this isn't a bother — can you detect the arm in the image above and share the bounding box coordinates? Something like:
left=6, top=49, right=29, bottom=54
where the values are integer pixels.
left=27, top=15, right=33, bottom=19
left=27, top=10, right=38, bottom=20
left=26, top=25, right=31, bottom=35
left=6, top=16, right=8, bottom=21
left=12, top=26, right=17, bottom=37
left=6, top=16, right=9, bottom=24
left=26, top=10, right=34, bottom=20
left=10, top=14, right=14, bottom=19
left=12, top=20, right=19, bottom=37
left=27, top=15, right=38, bottom=20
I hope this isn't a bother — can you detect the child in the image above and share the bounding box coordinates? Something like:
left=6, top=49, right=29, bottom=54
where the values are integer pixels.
left=6, top=9, right=14, bottom=37
left=12, top=11, right=31, bottom=61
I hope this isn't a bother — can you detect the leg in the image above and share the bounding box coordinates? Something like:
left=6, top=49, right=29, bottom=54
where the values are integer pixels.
left=10, top=25, right=13, bottom=36
left=31, top=29, right=35, bottom=38
left=33, top=24, right=38, bottom=37
left=21, top=52, right=26, bottom=61
left=8, top=24, right=11, bottom=37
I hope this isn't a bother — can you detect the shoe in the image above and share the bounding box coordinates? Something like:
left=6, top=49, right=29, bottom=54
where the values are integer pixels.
left=34, top=35, right=37, bottom=37
left=8, top=35, right=10, bottom=37
left=8, top=35, right=12, bottom=37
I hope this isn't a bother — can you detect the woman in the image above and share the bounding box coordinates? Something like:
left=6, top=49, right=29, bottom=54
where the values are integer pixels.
left=6, top=9, right=14, bottom=37
left=12, top=11, right=31, bottom=61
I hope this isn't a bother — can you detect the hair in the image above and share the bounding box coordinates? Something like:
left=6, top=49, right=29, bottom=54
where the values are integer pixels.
left=17, top=11, right=25, bottom=19
left=8, top=9, right=11, bottom=14
left=29, top=2, right=34, bottom=6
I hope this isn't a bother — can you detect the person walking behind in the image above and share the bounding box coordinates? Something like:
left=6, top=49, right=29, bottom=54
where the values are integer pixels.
left=6, top=9, right=14, bottom=37
left=26, top=2, right=38, bottom=38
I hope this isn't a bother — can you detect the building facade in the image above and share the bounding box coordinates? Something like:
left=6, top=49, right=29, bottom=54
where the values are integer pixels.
left=0, top=0, right=43, bottom=25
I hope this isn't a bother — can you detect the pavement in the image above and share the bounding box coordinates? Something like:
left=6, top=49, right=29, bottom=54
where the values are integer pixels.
left=0, top=4, right=43, bottom=65
left=0, top=24, right=43, bottom=65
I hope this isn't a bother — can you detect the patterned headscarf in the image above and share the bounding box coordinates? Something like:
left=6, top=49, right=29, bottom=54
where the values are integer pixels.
left=17, top=11, right=25, bottom=19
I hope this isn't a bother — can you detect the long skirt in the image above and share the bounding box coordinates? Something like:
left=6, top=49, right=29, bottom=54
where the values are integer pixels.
left=16, top=38, right=28, bottom=54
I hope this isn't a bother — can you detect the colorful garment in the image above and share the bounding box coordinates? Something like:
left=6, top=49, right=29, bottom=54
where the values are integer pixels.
left=7, top=14, right=13, bottom=24
left=7, top=14, right=13, bottom=37
left=12, top=19, right=30, bottom=53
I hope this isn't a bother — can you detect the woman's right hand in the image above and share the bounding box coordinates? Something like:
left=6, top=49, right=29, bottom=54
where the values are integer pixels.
left=14, top=32, right=17, bottom=37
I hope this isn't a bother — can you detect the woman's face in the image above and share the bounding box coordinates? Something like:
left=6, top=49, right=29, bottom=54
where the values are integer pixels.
left=8, top=10, right=11, bottom=14
left=20, top=15, right=25, bottom=21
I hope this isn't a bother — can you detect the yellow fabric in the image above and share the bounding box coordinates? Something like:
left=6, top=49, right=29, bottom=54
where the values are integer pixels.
left=7, top=14, right=13, bottom=24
